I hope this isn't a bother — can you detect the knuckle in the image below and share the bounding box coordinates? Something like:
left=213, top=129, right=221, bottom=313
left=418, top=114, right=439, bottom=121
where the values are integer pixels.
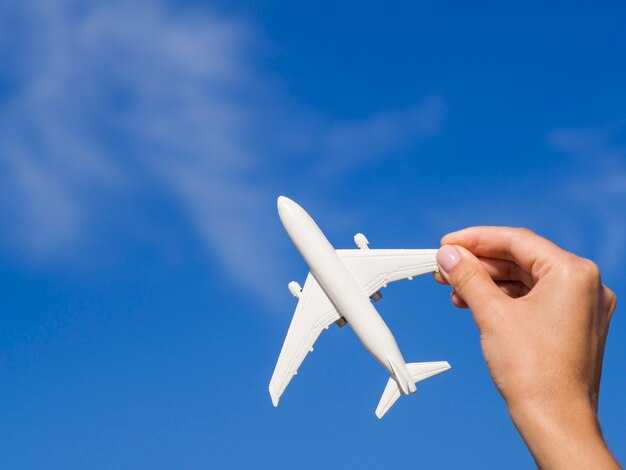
left=554, top=256, right=578, bottom=279
left=605, top=286, right=617, bottom=317
left=559, top=256, right=601, bottom=286
left=579, top=258, right=601, bottom=283
left=514, top=227, right=535, bottom=237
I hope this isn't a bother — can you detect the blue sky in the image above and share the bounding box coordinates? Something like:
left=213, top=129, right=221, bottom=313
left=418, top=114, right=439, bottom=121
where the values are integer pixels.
left=1, top=0, right=625, bottom=468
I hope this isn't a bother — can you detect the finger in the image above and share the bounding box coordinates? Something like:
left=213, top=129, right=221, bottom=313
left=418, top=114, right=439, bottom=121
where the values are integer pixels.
left=451, top=282, right=528, bottom=308
left=495, top=281, right=530, bottom=298
left=437, top=244, right=507, bottom=332
left=451, top=291, right=468, bottom=308
left=479, top=257, right=535, bottom=289
left=441, top=226, right=565, bottom=281
left=433, top=271, right=449, bottom=285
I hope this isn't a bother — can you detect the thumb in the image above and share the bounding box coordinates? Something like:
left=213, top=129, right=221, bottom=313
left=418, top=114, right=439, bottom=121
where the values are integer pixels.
left=437, top=245, right=506, bottom=328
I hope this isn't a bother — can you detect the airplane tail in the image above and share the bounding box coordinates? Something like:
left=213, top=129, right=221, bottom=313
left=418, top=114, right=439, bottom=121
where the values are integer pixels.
left=375, top=361, right=451, bottom=419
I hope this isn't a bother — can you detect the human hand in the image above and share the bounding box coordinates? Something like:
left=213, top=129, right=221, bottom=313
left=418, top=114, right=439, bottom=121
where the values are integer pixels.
left=434, top=227, right=620, bottom=469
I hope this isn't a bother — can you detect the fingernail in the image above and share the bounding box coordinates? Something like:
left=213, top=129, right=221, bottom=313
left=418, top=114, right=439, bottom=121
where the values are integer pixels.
left=437, top=245, right=461, bottom=273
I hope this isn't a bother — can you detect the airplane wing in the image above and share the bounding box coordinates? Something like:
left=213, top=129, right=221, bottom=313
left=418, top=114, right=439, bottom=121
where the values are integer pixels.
left=337, top=249, right=438, bottom=297
left=269, top=273, right=340, bottom=407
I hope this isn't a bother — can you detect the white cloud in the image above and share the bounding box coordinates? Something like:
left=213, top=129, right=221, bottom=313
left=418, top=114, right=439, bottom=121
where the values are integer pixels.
left=549, top=127, right=625, bottom=165
left=0, top=0, right=444, bottom=304
left=424, top=124, right=626, bottom=280
left=549, top=125, right=626, bottom=273
left=322, top=96, right=444, bottom=173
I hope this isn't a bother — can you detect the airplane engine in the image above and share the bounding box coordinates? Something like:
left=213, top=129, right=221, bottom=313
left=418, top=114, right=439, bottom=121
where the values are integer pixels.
left=288, top=281, right=302, bottom=299
left=354, top=233, right=370, bottom=250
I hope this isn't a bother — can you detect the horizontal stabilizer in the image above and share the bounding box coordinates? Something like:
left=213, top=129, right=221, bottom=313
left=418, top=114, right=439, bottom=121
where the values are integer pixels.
left=407, top=361, right=451, bottom=382
left=375, top=361, right=451, bottom=419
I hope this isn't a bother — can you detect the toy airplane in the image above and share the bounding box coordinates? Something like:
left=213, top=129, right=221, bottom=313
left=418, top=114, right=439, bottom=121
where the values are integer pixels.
left=269, top=196, right=450, bottom=418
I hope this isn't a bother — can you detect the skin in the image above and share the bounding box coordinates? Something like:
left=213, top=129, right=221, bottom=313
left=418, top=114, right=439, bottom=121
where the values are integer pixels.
left=433, top=227, right=620, bottom=469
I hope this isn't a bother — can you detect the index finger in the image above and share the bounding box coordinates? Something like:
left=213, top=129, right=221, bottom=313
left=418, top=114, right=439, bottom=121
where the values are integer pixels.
left=441, top=226, right=566, bottom=281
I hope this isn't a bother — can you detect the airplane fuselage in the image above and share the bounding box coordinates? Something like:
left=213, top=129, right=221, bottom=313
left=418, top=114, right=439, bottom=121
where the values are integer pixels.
left=278, top=197, right=416, bottom=394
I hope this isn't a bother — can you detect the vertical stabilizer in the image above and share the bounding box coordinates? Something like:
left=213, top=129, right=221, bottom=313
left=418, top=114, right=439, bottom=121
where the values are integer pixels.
left=375, top=377, right=401, bottom=419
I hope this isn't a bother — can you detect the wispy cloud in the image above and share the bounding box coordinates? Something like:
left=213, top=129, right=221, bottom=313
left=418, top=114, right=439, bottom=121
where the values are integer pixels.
left=549, top=126, right=626, bottom=165
left=549, top=125, right=626, bottom=274
left=322, top=97, right=444, bottom=173
left=424, top=122, right=626, bottom=279
left=0, top=0, right=444, bottom=304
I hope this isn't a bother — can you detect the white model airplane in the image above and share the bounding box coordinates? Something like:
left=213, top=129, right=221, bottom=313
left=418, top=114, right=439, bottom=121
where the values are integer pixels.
left=269, top=196, right=450, bottom=418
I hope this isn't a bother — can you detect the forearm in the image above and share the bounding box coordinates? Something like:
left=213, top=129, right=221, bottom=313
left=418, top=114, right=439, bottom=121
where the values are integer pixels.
left=508, top=396, right=621, bottom=469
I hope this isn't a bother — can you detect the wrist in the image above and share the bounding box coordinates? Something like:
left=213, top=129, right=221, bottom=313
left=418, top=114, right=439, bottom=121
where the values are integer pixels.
left=508, top=395, right=619, bottom=469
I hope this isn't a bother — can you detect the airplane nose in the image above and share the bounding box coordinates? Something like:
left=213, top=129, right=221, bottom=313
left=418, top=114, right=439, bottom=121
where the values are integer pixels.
left=277, top=196, right=292, bottom=224
left=277, top=195, right=288, bottom=211
left=277, top=195, right=297, bottom=218
left=277, top=196, right=305, bottom=232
